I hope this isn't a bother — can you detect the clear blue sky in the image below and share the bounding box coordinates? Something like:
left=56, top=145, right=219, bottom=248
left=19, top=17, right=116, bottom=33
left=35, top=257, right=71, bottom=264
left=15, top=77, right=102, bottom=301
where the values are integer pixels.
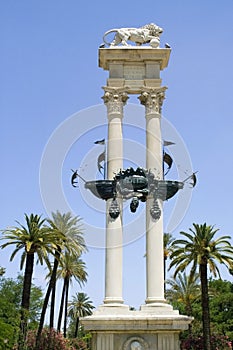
left=1, top=0, right=233, bottom=311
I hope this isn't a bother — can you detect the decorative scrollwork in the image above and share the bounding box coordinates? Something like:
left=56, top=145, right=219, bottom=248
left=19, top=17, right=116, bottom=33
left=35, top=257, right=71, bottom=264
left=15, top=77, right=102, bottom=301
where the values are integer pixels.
left=123, top=336, right=149, bottom=350
left=109, top=198, right=120, bottom=219
left=139, top=87, right=166, bottom=114
left=150, top=198, right=162, bottom=221
left=102, top=88, right=128, bottom=116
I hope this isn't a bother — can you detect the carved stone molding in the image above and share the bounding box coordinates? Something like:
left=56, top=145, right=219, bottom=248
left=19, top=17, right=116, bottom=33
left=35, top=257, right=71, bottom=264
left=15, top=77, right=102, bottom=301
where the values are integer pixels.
left=138, top=87, right=167, bottom=115
left=102, top=87, right=128, bottom=116
left=123, top=336, right=149, bottom=350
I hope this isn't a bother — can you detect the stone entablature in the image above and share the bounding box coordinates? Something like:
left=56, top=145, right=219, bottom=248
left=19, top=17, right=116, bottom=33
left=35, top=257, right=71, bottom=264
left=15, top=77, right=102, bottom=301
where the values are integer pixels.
left=99, top=48, right=170, bottom=94
left=99, top=48, right=171, bottom=72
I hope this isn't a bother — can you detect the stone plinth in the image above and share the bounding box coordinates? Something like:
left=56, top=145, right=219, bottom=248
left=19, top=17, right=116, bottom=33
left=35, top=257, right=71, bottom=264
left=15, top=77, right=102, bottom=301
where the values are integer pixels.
left=99, top=47, right=171, bottom=94
left=81, top=306, right=192, bottom=350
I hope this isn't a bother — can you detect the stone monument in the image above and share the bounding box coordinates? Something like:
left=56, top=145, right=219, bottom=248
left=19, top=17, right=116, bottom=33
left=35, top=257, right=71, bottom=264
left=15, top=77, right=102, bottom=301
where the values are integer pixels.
left=81, top=23, right=192, bottom=350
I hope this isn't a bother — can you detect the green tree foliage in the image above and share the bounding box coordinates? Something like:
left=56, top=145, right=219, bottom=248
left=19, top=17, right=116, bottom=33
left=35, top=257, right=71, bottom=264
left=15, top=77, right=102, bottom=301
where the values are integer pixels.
left=208, top=279, right=233, bottom=339
left=1, top=212, right=88, bottom=349
left=166, top=272, right=200, bottom=316
left=27, top=327, right=91, bottom=350
left=0, top=275, right=43, bottom=349
left=163, top=232, right=174, bottom=292
left=169, top=223, right=233, bottom=350
left=68, top=292, right=94, bottom=338
left=181, top=333, right=232, bottom=350
left=37, top=211, right=86, bottom=338
left=37, top=212, right=87, bottom=348
left=26, top=328, right=76, bottom=350
left=167, top=276, right=233, bottom=348
left=1, top=213, right=61, bottom=348
left=0, top=319, right=15, bottom=349
left=56, top=253, right=87, bottom=337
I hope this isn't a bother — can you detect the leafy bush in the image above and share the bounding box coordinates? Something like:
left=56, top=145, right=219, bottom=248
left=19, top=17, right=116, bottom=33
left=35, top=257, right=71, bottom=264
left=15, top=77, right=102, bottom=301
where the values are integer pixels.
left=0, top=320, right=16, bottom=349
left=68, top=338, right=88, bottom=349
left=26, top=328, right=76, bottom=350
left=181, top=333, right=232, bottom=350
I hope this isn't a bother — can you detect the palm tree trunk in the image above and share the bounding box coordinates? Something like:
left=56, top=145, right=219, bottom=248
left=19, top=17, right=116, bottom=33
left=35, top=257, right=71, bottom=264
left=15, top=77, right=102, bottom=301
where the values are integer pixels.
left=36, top=250, right=60, bottom=347
left=50, top=279, right=56, bottom=328
left=200, top=261, right=211, bottom=350
left=49, top=249, right=61, bottom=329
left=74, top=317, right=80, bottom=338
left=164, top=256, right=167, bottom=294
left=186, top=303, right=193, bottom=335
left=57, top=278, right=66, bottom=332
left=63, top=277, right=69, bottom=338
left=19, top=252, right=34, bottom=350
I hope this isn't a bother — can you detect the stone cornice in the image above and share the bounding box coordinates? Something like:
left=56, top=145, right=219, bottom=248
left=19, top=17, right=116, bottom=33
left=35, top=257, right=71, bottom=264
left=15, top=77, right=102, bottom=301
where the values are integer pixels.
left=99, top=48, right=171, bottom=71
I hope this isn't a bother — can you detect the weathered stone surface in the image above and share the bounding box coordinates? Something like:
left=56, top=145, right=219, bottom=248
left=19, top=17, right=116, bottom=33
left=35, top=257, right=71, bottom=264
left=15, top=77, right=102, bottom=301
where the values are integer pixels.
left=81, top=40, right=191, bottom=350
left=82, top=307, right=192, bottom=350
left=99, top=48, right=171, bottom=72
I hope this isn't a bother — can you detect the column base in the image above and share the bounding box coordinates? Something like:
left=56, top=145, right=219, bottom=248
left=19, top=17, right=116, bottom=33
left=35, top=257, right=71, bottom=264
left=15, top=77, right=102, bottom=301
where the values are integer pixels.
left=103, top=296, right=124, bottom=305
left=140, top=301, right=180, bottom=316
left=145, top=296, right=167, bottom=304
left=93, top=302, right=131, bottom=316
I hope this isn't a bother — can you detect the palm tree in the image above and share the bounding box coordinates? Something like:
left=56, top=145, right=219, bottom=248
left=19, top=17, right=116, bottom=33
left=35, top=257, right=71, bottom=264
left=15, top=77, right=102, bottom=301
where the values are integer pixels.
left=68, top=292, right=94, bottom=338
left=48, top=211, right=86, bottom=328
left=169, top=223, right=233, bottom=350
left=163, top=232, right=174, bottom=292
left=36, top=211, right=86, bottom=342
left=56, top=252, right=87, bottom=337
left=166, top=271, right=200, bottom=335
left=0, top=213, right=59, bottom=349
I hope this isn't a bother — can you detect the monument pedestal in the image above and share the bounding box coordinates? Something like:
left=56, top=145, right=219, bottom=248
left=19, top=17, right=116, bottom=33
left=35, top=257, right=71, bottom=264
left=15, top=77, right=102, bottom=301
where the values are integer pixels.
left=81, top=305, right=192, bottom=350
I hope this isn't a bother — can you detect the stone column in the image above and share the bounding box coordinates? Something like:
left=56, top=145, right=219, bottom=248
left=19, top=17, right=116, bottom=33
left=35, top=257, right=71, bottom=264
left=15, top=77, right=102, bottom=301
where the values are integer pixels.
left=139, top=87, right=167, bottom=304
left=102, top=88, right=128, bottom=305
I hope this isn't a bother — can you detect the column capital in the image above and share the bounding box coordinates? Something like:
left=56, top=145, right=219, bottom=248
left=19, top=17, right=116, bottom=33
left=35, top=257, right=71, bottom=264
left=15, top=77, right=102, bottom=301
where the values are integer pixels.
left=102, top=87, right=129, bottom=118
left=138, top=87, right=167, bottom=115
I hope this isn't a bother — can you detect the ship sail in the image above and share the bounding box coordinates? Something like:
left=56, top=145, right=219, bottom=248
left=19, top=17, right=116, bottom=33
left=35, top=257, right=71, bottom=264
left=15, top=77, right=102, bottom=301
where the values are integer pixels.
left=97, top=151, right=105, bottom=174
left=163, top=152, right=173, bottom=175
left=95, top=139, right=106, bottom=177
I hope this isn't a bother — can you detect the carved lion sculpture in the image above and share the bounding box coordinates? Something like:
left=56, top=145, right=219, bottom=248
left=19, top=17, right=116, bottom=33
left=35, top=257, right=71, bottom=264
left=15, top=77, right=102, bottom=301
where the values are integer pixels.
left=103, top=23, right=163, bottom=48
